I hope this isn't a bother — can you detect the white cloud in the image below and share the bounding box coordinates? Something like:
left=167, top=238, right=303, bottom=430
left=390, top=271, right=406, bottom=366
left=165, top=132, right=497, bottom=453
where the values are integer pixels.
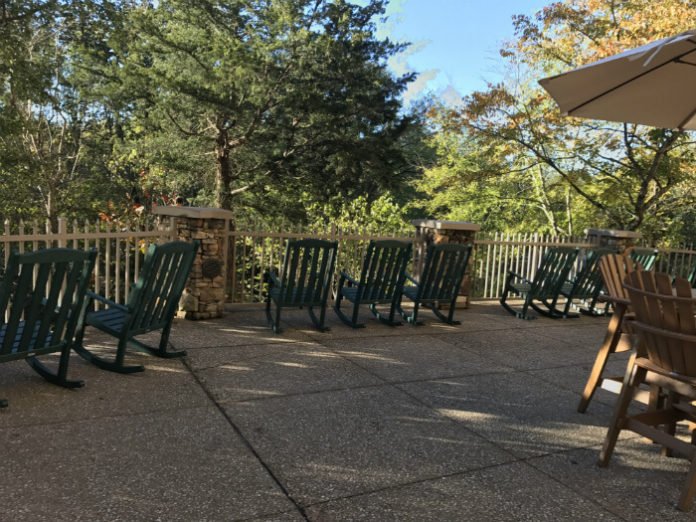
left=403, top=69, right=439, bottom=104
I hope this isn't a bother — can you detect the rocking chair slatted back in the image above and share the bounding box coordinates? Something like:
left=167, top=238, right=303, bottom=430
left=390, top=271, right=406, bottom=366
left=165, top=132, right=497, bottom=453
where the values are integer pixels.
left=277, top=239, right=338, bottom=306
left=127, top=241, right=199, bottom=334
left=569, top=247, right=617, bottom=299
left=628, top=247, right=659, bottom=271
left=530, top=247, right=579, bottom=299
left=0, top=248, right=97, bottom=362
left=359, top=240, right=412, bottom=303
left=625, top=271, right=696, bottom=377
left=418, top=243, right=472, bottom=302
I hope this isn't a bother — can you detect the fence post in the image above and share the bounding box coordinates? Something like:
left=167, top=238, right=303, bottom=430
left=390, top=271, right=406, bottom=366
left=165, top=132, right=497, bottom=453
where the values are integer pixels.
left=57, top=217, right=67, bottom=248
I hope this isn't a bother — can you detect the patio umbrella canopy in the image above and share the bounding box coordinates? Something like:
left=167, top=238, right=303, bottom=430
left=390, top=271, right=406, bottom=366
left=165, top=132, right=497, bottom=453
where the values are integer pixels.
left=539, top=29, right=696, bottom=130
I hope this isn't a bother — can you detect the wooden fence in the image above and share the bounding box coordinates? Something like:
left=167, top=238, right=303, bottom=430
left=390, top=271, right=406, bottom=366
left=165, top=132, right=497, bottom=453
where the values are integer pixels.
left=1, top=216, right=694, bottom=304
left=0, top=217, right=175, bottom=307
left=226, top=222, right=415, bottom=303
left=226, top=227, right=696, bottom=302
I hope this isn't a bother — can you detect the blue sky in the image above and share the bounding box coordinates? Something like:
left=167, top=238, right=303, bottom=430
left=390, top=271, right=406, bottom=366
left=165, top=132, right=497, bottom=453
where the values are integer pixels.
left=380, top=0, right=550, bottom=104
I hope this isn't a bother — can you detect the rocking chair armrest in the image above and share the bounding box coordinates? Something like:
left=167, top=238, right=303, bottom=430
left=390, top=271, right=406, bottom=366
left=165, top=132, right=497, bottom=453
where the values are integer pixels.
left=86, top=291, right=129, bottom=312
left=404, top=273, right=419, bottom=286
left=598, top=294, right=630, bottom=307
left=339, top=270, right=360, bottom=287
left=265, top=270, right=282, bottom=288
left=505, top=271, right=530, bottom=285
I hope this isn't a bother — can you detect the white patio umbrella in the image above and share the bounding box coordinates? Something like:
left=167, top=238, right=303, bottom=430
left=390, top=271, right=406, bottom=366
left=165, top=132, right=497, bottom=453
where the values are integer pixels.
left=539, top=29, right=696, bottom=130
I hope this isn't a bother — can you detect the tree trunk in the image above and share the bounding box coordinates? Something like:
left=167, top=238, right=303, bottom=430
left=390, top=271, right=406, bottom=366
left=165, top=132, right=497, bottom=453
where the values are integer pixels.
left=215, top=127, right=233, bottom=210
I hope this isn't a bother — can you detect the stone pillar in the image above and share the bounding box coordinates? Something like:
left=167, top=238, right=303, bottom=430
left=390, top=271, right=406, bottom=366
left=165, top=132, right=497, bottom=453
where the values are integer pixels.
left=154, top=206, right=233, bottom=320
left=585, top=228, right=641, bottom=254
left=411, top=220, right=481, bottom=308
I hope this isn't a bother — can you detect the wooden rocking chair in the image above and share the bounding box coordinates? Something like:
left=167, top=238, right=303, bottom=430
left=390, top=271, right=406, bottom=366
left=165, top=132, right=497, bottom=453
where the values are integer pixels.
left=334, top=240, right=411, bottom=328
left=74, top=240, right=198, bottom=374
left=0, top=248, right=97, bottom=407
left=599, top=270, right=696, bottom=511
left=397, top=243, right=472, bottom=325
left=265, top=239, right=338, bottom=333
left=559, top=247, right=616, bottom=317
left=500, top=247, right=579, bottom=320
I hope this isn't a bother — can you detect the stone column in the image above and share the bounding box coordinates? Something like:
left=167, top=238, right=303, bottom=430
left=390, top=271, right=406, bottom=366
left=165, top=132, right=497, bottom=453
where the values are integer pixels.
left=154, top=206, right=233, bottom=320
left=411, top=220, right=481, bottom=308
left=585, top=228, right=641, bottom=253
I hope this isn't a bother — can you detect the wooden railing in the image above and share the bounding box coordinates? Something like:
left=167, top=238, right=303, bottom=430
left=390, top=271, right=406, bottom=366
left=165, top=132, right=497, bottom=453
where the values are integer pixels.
left=470, top=232, right=593, bottom=299
left=226, top=227, right=696, bottom=302
left=0, top=217, right=175, bottom=306
left=226, top=222, right=415, bottom=303
left=1, top=216, right=694, bottom=304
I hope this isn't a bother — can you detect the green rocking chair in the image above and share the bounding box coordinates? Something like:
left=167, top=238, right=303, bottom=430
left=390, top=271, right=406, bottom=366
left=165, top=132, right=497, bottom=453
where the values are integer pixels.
left=265, top=239, right=338, bottom=333
left=559, top=247, right=617, bottom=317
left=628, top=246, right=658, bottom=271
left=500, top=246, right=579, bottom=320
left=397, top=243, right=472, bottom=325
left=0, top=248, right=97, bottom=408
left=334, top=240, right=412, bottom=328
left=74, top=240, right=198, bottom=374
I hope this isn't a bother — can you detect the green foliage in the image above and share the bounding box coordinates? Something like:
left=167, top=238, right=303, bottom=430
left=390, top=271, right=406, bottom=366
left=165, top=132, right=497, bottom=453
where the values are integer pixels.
left=0, top=1, right=134, bottom=225
left=418, top=0, right=696, bottom=242
left=305, top=193, right=409, bottom=234
left=113, top=0, right=415, bottom=218
left=0, top=0, right=419, bottom=228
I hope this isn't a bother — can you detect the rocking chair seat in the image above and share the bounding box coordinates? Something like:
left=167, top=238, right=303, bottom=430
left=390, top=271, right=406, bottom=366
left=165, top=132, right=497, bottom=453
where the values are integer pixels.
left=0, top=322, right=54, bottom=356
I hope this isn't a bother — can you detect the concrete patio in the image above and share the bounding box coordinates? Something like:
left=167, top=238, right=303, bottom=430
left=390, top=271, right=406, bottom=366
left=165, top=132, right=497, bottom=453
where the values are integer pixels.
left=1, top=301, right=694, bottom=521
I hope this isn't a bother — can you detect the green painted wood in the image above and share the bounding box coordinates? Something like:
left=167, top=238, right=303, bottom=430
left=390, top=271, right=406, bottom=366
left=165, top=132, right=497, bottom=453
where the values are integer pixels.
left=398, top=243, right=472, bottom=325
left=265, top=239, right=338, bottom=333
left=689, top=264, right=696, bottom=288
left=629, top=247, right=658, bottom=271
left=334, top=240, right=412, bottom=328
left=0, top=248, right=97, bottom=407
left=560, top=247, right=617, bottom=316
left=500, top=246, right=579, bottom=320
left=74, top=240, right=199, bottom=373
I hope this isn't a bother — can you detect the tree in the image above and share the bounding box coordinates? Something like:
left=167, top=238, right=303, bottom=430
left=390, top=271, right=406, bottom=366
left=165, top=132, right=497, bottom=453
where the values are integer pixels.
left=413, top=103, right=572, bottom=233
left=118, top=0, right=415, bottom=218
left=0, top=0, right=130, bottom=227
left=428, top=0, right=696, bottom=242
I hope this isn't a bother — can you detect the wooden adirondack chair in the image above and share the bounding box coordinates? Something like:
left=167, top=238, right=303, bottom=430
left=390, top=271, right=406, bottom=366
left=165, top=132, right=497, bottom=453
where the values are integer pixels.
left=577, top=253, right=638, bottom=413
left=559, top=247, right=617, bottom=317
left=397, top=243, right=472, bottom=325
left=0, top=248, right=97, bottom=408
left=499, top=247, right=579, bottom=320
left=334, top=240, right=412, bottom=328
left=599, top=271, right=696, bottom=511
left=74, top=240, right=198, bottom=374
left=627, top=246, right=658, bottom=270
left=265, top=239, right=338, bottom=333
